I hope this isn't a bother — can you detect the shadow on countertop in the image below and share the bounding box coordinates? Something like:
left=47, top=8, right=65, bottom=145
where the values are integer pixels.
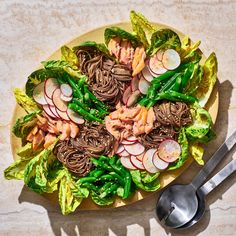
left=18, top=80, right=235, bottom=236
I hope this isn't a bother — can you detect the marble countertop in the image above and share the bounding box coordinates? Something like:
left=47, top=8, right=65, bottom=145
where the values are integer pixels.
left=0, top=1, right=236, bottom=235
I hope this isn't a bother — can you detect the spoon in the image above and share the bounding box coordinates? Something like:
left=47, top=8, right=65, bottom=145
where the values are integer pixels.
left=179, top=158, right=236, bottom=229
left=156, top=130, right=236, bottom=228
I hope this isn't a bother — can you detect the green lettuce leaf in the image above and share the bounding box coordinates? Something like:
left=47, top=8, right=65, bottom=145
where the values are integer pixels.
left=147, top=29, right=181, bottom=55
left=189, top=142, right=204, bottom=165
left=16, top=142, right=41, bottom=160
left=61, top=45, right=79, bottom=65
left=90, top=191, right=114, bottom=206
left=130, top=10, right=156, bottom=48
left=130, top=170, right=160, bottom=191
left=168, top=128, right=189, bottom=170
left=104, top=27, right=140, bottom=48
left=194, top=52, right=218, bottom=107
left=12, top=112, right=39, bottom=138
left=13, top=88, right=40, bottom=113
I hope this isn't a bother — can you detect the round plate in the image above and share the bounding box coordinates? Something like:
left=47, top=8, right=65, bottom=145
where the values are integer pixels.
left=10, top=22, right=219, bottom=210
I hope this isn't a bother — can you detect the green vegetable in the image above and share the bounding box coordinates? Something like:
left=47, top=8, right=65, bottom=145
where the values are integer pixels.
left=147, top=29, right=181, bottom=55
left=189, top=142, right=204, bottom=165
left=123, top=173, right=132, bottom=199
left=104, top=27, right=140, bottom=47
left=13, top=88, right=40, bottom=113
left=116, top=186, right=124, bottom=198
left=61, top=45, right=79, bottom=65
left=168, top=128, right=189, bottom=170
left=78, top=176, right=97, bottom=184
left=16, top=143, right=37, bottom=160
left=12, top=112, right=39, bottom=138
left=130, top=170, right=160, bottom=191
left=91, top=191, right=114, bottom=206
left=100, top=183, right=119, bottom=198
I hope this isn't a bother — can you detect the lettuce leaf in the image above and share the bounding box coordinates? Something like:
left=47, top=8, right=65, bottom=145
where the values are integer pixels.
left=104, top=27, right=140, bottom=48
left=130, top=10, right=156, bottom=48
left=12, top=112, right=39, bottom=138
left=130, top=170, right=160, bottom=191
left=61, top=45, right=79, bottom=65
left=90, top=191, right=114, bottom=206
left=194, top=52, right=218, bottom=107
left=147, top=29, right=181, bottom=55
left=189, top=142, right=204, bottom=165
left=168, top=128, right=189, bottom=170
left=13, top=88, right=41, bottom=113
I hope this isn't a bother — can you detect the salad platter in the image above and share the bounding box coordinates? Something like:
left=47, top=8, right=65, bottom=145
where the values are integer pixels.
left=7, top=11, right=218, bottom=214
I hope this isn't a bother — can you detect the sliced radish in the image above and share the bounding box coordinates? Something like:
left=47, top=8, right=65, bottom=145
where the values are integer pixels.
left=52, top=88, right=68, bottom=112
left=49, top=105, right=60, bottom=118
left=121, top=140, right=136, bottom=145
left=156, top=50, right=164, bottom=61
left=126, top=136, right=138, bottom=142
left=60, top=83, right=73, bottom=97
left=157, top=139, right=181, bottom=163
left=56, top=108, right=70, bottom=121
left=142, top=148, right=159, bottom=173
left=130, top=155, right=145, bottom=170
left=124, top=142, right=145, bottom=156
left=60, top=93, right=72, bottom=102
left=67, top=108, right=85, bottom=125
left=138, top=75, right=150, bottom=95
left=131, top=76, right=139, bottom=92
left=119, top=149, right=130, bottom=157
left=162, top=49, right=181, bottom=70
left=152, top=152, right=169, bottom=170
left=136, top=153, right=144, bottom=162
left=141, top=66, right=154, bottom=82
left=122, top=86, right=132, bottom=104
left=44, top=78, right=59, bottom=98
left=44, top=94, right=54, bottom=106
left=149, top=57, right=167, bottom=75
left=126, top=90, right=141, bottom=107
left=43, top=104, right=57, bottom=119
left=120, top=157, right=137, bottom=170
left=116, top=145, right=125, bottom=154
left=33, top=82, right=48, bottom=105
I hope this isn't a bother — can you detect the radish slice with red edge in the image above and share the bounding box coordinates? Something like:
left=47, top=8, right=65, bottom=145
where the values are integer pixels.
left=44, top=78, right=59, bottom=98
left=56, top=108, right=70, bottom=121
left=43, top=104, right=57, bottom=119
left=116, top=145, right=125, bottom=154
left=142, top=148, right=159, bottom=173
left=149, top=56, right=167, bottom=75
left=60, top=83, right=73, bottom=97
left=126, top=90, right=141, bottom=107
left=131, top=76, right=139, bottom=92
left=157, top=139, right=181, bottom=163
left=152, top=152, right=169, bottom=170
left=124, top=142, right=145, bottom=156
left=44, top=94, right=54, bottom=106
left=118, top=149, right=130, bottom=157
left=52, top=88, right=68, bottom=112
left=33, top=82, right=48, bottom=105
left=49, top=105, right=60, bottom=118
left=67, top=108, right=85, bottom=125
left=130, top=155, right=145, bottom=170
left=136, top=153, right=144, bottom=162
left=60, top=93, right=72, bottom=102
left=141, top=66, right=154, bottom=82
left=162, top=49, right=181, bottom=70
left=126, top=136, right=138, bottom=142
left=122, top=86, right=132, bottom=104
left=120, top=156, right=137, bottom=170
left=156, top=50, right=164, bottom=61
left=138, top=75, right=150, bottom=95
left=121, top=140, right=136, bottom=145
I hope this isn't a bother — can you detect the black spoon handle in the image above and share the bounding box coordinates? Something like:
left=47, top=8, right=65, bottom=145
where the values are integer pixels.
left=198, top=158, right=236, bottom=196
left=191, top=130, right=236, bottom=190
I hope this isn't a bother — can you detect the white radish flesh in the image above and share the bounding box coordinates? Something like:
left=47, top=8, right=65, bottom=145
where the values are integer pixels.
left=141, top=66, right=154, bottom=82
left=162, top=49, right=181, bottom=70
left=119, top=149, right=130, bottom=157
left=131, top=76, right=140, bottom=92
left=142, top=148, right=159, bottom=173
left=122, top=86, right=132, bottom=104
left=138, top=75, right=150, bottom=95
left=149, top=57, right=167, bottom=75
left=44, top=78, right=59, bottom=98
left=124, top=142, right=145, bottom=156
left=121, top=140, right=136, bottom=145
left=60, top=83, right=73, bottom=97
left=126, top=90, right=141, bottom=107
left=156, top=50, right=164, bottom=61
left=67, top=108, right=85, bottom=125
left=152, top=152, right=169, bottom=170
left=44, top=94, right=54, bottom=106
left=56, top=108, right=70, bottom=121
left=126, top=135, right=138, bottom=142
left=120, top=157, right=137, bottom=170
left=60, top=93, right=72, bottom=102
left=116, top=145, right=125, bottom=154
left=33, top=82, right=48, bottom=105
left=52, top=88, right=68, bottom=112
left=130, top=156, right=145, bottom=170
left=43, top=104, right=57, bottom=119
left=49, top=105, right=60, bottom=118
left=158, top=139, right=181, bottom=163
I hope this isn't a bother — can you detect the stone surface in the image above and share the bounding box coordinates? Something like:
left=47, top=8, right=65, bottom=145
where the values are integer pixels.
left=0, top=0, right=236, bottom=235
